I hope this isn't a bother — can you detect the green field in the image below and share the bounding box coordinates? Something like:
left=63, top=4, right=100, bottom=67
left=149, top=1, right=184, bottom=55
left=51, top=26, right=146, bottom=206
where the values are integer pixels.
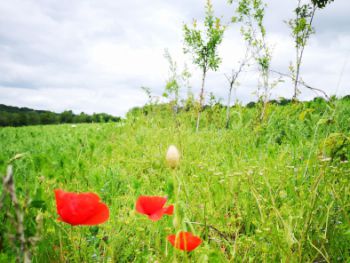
left=0, top=98, right=349, bottom=262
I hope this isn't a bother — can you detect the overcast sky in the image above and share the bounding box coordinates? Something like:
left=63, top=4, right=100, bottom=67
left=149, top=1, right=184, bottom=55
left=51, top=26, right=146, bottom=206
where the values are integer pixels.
left=0, top=0, right=349, bottom=116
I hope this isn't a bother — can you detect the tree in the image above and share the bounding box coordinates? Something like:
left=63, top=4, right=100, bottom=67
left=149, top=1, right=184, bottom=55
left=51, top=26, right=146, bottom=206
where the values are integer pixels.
left=75, top=112, right=89, bottom=123
left=183, top=0, right=225, bottom=131
left=230, top=0, right=272, bottom=120
left=224, top=47, right=250, bottom=128
left=0, top=104, right=120, bottom=127
left=41, top=112, right=58, bottom=124
left=163, top=49, right=193, bottom=114
left=0, top=112, right=9, bottom=126
left=60, top=110, right=74, bottom=123
left=18, top=113, right=29, bottom=126
left=27, top=112, right=40, bottom=125
left=288, top=0, right=335, bottom=100
left=181, top=63, right=195, bottom=111
left=163, top=49, right=180, bottom=113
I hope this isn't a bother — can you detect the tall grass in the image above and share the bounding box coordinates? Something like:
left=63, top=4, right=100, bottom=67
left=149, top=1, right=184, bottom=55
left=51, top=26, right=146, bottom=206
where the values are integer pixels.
left=0, top=98, right=349, bottom=262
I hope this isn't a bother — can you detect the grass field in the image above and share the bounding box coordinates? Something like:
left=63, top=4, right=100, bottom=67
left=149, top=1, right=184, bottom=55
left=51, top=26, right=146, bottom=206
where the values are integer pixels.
left=0, top=98, right=349, bottom=262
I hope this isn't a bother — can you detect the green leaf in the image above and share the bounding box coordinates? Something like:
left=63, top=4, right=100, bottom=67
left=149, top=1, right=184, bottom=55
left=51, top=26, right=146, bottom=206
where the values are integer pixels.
left=30, top=200, right=46, bottom=210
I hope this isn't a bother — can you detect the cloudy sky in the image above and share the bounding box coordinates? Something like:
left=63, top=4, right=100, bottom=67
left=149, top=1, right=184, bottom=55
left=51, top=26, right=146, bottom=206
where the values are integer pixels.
left=0, top=0, right=349, bottom=116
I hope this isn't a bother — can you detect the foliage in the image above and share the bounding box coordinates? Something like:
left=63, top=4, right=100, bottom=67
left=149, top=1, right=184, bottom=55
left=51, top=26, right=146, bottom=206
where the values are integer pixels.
left=287, top=0, right=334, bottom=99
left=0, top=98, right=349, bottom=262
left=320, top=133, right=350, bottom=161
left=163, top=49, right=193, bottom=113
left=0, top=104, right=121, bottom=127
left=311, top=0, right=334, bottom=8
left=183, top=0, right=225, bottom=72
left=229, top=0, right=272, bottom=120
left=163, top=49, right=180, bottom=104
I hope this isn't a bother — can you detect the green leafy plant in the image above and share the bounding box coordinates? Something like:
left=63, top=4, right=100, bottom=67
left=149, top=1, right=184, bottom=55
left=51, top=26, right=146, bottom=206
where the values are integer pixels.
left=320, top=132, right=350, bottom=162
left=183, top=0, right=225, bottom=131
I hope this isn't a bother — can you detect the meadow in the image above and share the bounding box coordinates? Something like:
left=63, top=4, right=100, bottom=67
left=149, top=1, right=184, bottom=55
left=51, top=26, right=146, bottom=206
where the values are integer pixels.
left=0, top=97, right=349, bottom=262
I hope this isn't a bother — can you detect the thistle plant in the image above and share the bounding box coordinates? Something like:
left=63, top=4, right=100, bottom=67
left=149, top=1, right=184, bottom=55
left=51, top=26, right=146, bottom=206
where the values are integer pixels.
left=183, top=0, right=225, bottom=131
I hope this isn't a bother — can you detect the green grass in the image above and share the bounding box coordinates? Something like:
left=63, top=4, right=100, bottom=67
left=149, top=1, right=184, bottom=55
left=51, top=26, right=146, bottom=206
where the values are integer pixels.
left=0, top=98, right=349, bottom=262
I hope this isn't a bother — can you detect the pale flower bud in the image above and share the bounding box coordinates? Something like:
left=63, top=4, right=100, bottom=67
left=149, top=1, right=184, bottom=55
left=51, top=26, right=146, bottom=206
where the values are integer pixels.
left=166, top=145, right=180, bottom=168
left=172, top=216, right=179, bottom=228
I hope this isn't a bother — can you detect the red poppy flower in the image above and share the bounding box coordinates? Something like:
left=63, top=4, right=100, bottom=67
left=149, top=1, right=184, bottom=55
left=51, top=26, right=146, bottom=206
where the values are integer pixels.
left=54, top=189, right=109, bottom=226
left=167, top=232, right=202, bottom=252
left=135, top=196, right=174, bottom=221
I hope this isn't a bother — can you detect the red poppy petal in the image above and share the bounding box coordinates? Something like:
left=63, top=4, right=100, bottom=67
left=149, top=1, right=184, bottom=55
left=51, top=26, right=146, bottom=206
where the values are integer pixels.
left=184, top=234, right=202, bottom=251
left=147, top=209, right=165, bottom=221
left=167, top=232, right=202, bottom=252
left=81, top=203, right=110, bottom=225
left=54, top=189, right=108, bottom=226
left=136, top=196, right=167, bottom=215
left=54, top=189, right=65, bottom=212
left=135, top=197, right=145, bottom=214
left=62, top=193, right=100, bottom=224
left=163, top=205, right=174, bottom=215
left=167, top=234, right=176, bottom=245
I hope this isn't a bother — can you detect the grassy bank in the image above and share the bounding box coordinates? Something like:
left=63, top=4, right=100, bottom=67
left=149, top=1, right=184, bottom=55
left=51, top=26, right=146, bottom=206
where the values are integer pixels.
left=0, top=98, right=349, bottom=262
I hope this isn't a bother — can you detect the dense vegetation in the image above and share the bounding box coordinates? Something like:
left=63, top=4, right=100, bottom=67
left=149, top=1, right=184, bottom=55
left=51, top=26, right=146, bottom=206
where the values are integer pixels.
left=0, top=97, right=349, bottom=262
left=0, top=104, right=121, bottom=127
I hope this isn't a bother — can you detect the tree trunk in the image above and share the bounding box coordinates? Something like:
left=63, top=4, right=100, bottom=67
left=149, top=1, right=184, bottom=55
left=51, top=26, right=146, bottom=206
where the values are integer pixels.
left=196, top=69, right=207, bottom=132
left=225, top=85, right=233, bottom=129
left=293, top=46, right=300, bottom=100
left=260, top=70, right=269, bottom=121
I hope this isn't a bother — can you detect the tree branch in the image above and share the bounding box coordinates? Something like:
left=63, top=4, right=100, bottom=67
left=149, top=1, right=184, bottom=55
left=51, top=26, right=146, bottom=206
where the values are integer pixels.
left=270, top=69, right=330, bottom=100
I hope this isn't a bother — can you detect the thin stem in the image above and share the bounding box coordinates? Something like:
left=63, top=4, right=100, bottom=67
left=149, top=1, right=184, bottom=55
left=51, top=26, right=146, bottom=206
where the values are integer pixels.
left=196, top=68, right=207, bottom=132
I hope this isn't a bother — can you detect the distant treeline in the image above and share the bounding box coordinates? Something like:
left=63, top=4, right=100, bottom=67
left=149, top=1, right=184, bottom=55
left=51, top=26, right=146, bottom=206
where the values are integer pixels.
left=0, top=104, right=121, bottom=127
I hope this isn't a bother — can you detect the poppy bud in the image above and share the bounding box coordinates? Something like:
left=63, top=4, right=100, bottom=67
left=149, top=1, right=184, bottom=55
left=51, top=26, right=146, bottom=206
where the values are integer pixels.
left=166, top=145, right=180, bottom=168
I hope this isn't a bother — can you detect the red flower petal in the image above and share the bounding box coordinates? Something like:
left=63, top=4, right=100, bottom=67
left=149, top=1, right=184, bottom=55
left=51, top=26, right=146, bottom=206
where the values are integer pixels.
left=148, top=209, right=165, bottom=221
left=80, top=202, right=109, bottom=225
left=136, top=196, right=166, bottom=215
left=163, top=205, right=174, bottom=215
left=167, top=232, right=202, bottom=252
left=54, top=189, right=109, bottom=226
left=135, top=196, right=173, bottom=221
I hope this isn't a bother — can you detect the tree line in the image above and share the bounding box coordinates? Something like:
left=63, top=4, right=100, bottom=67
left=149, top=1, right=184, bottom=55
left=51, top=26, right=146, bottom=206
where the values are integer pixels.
left=0, top=104, right=121, bottom=127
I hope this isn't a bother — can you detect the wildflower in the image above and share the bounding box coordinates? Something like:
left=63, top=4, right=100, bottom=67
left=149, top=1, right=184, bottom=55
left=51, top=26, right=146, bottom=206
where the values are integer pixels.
left=136, top=196, right=174, bottom=221
left=167, top=231, right=202, bottom=252
left=54, top=189, right=109, bottom=226
left=166, top=145, right=180, bottom=168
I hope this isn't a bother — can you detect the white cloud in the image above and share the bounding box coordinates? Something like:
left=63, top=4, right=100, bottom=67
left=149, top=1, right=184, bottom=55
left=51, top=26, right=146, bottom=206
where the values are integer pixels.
left=0, top=0, right=349, bottom=116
